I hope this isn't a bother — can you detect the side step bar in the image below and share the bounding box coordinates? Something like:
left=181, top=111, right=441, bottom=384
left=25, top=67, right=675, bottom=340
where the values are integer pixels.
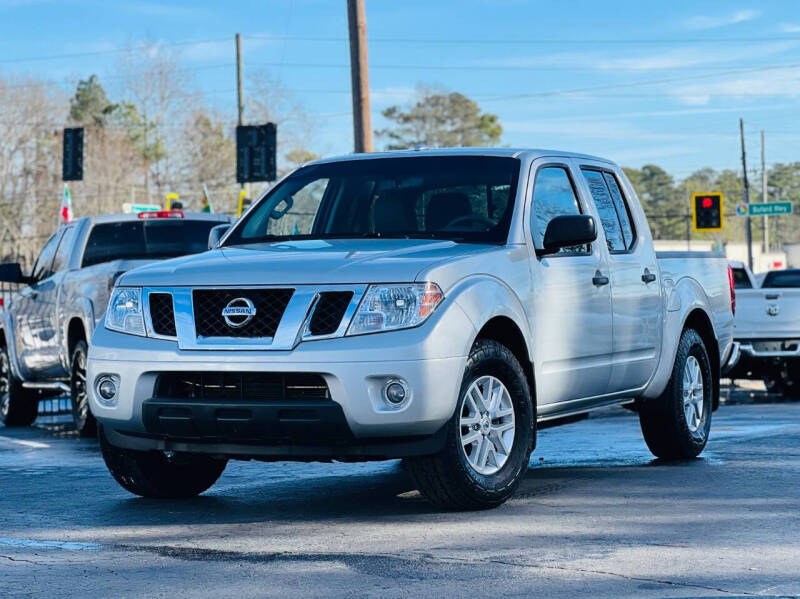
left=22, top=381, right=70, bottom=393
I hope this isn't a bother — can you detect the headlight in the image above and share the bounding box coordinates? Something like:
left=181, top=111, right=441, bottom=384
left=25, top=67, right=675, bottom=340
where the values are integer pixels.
left=348, top=283, right=444, bottom=335
left=105, top=287, right=146, bottom=336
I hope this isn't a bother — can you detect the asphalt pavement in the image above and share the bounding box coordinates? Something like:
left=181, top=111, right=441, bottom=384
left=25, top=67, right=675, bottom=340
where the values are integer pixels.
left=1, top=384, right=799, bottom=598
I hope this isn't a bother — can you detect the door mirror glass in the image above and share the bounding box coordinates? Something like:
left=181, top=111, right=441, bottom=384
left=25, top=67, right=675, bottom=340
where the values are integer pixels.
left=539, top=215, right=597, bottom=256
left=208, top=224, right=231, bottom=249
left=0, top=263, right=27, bottom=284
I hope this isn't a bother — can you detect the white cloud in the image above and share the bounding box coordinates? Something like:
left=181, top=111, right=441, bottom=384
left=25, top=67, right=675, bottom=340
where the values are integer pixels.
left=684, top=9, right=761, bottom=30
left=780, top=23, right=800, bottom=33
left=475, top=40, right=798, bottom=74
left=671, top=68, right=800, bottom=104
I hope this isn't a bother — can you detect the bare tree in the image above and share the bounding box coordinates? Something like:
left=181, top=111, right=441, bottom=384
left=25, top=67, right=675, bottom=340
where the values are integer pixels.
left=115, top=42, right=193, bottom=201
left=247, top=72, right=319, bottom=174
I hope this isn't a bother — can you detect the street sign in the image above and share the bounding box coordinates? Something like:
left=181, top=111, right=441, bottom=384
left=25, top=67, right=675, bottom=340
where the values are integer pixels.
left=736, top=201, right=793, bottom=216
left=62, top=127, right=84, bottom=181
left=236, top=123, right=277, bottom=183
left=123, top=203, right=160, bottom=214
left=692, top=192, right=723, bottom=232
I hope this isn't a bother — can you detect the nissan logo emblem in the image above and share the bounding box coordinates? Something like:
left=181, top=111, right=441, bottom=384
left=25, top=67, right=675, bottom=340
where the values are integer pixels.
left=222, top=297, right=257, bottom=328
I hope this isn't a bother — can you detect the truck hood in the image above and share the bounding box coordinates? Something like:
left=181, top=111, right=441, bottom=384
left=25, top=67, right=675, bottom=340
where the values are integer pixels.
left=118, top=239, right=494, bottom=286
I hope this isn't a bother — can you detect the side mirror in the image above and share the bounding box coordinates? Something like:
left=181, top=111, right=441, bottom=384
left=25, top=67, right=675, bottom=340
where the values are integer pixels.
left=0, top=263, right=30, bottom=284
left=208, top=224, right=232, bottom=250
left=538, top=215, right=597, bottom=256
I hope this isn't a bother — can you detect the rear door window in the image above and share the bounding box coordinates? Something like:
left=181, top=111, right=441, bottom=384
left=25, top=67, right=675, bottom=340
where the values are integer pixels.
left=731, top=268, right=753, bottom=289
left=582, top=169, right=633, bottom=253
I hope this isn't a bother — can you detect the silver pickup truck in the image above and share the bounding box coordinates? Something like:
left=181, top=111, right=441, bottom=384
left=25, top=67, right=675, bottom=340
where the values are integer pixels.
left=88, top=149, right=735, bottom=509
left=727, top=262, right=800, bottom=397
left=0, top=211, right=229, bottom=434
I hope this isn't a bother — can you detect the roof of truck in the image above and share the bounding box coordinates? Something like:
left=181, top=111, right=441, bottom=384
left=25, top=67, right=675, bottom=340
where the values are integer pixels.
left=306, top=147, right=616, bottom=166
left=72, top=212, right=230, bottom=226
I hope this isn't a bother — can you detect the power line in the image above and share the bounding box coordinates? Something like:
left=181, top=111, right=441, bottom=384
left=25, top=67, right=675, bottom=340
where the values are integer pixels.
left=4, top=33, right=800, bottom=66
left=0, top=37, right=231, bottom=65
left=244, top=34, right=800, bottom=45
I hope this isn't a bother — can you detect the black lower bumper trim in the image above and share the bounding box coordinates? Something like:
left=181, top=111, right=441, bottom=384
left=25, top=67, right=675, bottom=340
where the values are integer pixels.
left=102, top=422, right=448, bottom=462
left=142, top=397, right=355, bottom=444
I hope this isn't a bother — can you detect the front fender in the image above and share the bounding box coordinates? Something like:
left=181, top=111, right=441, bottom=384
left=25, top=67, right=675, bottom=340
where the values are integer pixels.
left=642, top=276, right=713, bottom=399
left=59, top=296, right=94, bottom=367
left=0, top=311, right=24, bottom=381
left=449, top=275, right=533, bottom=361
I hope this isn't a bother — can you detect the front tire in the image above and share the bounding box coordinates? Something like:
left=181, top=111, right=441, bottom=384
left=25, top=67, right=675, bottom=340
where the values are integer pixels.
left=0, top=344, right=39, bottom=427
left=70, top=340, right=96, bottom=437
left=99, top=426, right=227, bottom=498
left=405, top=339, right=534, bottom=510
left=639, top=328, right=713, bottom=459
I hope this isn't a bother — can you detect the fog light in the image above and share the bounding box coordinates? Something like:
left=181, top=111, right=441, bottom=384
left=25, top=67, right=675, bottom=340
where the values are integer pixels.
left=384, top=380, right=409, bottom=405
left=95, top=375, right=119, bottom=406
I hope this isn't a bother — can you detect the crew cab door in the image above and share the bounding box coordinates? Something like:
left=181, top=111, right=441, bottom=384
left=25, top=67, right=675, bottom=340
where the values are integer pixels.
left=14, top=230, right=64, bottom=380
left=525, top=160, right=614, bottom=407
left=577, top=164, right=662, bottom=393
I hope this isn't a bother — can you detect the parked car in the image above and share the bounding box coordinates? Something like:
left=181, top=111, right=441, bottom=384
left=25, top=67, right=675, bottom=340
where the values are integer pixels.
left=88, top=149, right=735, bottom=509
left=0, top=211, right=231, bottom=434
left=727, top=262, right=800, bottom=397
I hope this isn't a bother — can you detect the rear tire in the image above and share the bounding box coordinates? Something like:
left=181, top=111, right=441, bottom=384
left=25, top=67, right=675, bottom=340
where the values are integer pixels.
left=405, top=338, right=534, bottom=510
left=70, top=340, right=96, bottom=437
left=99, top=425, right=227, bottom=498
left=0, top=344, right=39, bottom=427
left=639, top=328, right=713, bottom=459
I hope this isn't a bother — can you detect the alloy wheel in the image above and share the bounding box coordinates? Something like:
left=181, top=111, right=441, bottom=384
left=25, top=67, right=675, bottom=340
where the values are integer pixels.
left=683, top=355, right=705, bottom=433
left=459, top=375, right=515, bottom=476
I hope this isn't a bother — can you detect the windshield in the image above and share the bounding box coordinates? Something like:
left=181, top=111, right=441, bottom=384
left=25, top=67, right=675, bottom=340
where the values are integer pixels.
left=761, top=269, right=800, bottom=288
left=223, top=156, right=521, bottom=246
left=81, top=220, right=219, bottom=267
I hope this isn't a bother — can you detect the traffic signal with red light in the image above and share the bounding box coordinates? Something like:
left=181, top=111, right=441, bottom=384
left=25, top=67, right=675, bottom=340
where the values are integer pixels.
left=692, top=192, right=723, bottom=232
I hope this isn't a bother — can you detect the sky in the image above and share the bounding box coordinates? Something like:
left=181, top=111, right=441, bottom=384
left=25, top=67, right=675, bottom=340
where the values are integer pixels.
left=1, top=0, right=799, bottom=180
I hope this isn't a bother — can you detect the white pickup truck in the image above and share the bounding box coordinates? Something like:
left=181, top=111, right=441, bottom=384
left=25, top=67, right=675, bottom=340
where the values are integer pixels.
left=0, top=211, right=230, bottom=434
left=727, top=262, right=800, bottom=397
left=88, top=149, right=735, bottom=509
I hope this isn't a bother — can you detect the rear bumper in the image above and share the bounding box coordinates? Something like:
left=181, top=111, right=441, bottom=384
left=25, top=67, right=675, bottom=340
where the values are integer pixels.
left=722, top=342, right=740, bottom=375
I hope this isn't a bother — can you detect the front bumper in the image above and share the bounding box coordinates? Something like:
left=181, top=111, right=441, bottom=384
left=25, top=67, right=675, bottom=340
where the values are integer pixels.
left=88, top=307, right=474, bottom=457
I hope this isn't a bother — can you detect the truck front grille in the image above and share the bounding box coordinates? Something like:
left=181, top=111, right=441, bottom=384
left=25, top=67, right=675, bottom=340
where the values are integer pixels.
left=154, top=372, right=329, bottom=401
left=308, top=291, right=353, bottom=336
left=149, top=293, right=176, bottom=337
left=192, top=288, right=293, bottom=338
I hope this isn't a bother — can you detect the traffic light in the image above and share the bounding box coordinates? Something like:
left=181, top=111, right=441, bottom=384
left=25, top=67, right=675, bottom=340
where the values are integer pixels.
left=236, top=123, right=277, bottom=183
left=692, top=192, right=723, bottom=232
left=62, top=127, right=84, bottom=181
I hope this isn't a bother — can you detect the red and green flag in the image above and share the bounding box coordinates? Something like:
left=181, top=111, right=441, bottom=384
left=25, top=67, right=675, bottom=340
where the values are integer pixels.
left=201, top=183, right=213, bottom=213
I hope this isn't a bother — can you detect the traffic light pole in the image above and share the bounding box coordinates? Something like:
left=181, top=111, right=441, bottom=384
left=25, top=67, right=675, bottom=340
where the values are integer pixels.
left=740, top=118, right=753, bottom=271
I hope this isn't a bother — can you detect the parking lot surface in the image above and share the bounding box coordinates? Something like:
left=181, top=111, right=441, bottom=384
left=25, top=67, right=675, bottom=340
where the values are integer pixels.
left=1, top=388, right=799, bottom=598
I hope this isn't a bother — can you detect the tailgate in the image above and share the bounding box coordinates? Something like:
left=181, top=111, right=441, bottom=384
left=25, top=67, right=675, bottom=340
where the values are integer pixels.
left=734, top=289, right=800, bottom=339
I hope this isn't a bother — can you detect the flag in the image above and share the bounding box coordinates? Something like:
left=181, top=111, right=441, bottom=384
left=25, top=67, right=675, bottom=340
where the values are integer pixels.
left=201, top=183, right=213, bottom=213
left=61, top=184, right=73, bottom=223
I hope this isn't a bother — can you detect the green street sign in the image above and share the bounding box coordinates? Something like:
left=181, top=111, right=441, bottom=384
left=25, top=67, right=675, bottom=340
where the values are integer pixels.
left=123, top=203, right=161, bottom=214
left=737, top=202, right=793, bottom=216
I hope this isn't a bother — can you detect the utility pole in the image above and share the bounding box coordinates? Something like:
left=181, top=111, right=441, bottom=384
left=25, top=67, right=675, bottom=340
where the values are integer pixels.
left=236, top=33, right=246, bottom=194
left=740, top=118, right=753, bottom=271
left=347, top=0, right=373, bottom=153
left=236, top=33, right=245, bottom=129
left=761, top=129, right=769, bottom=253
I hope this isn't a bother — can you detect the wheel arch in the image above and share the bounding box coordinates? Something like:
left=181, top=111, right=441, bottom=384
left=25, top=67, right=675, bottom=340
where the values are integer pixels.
left=683, top=307, right=720, bottom=410
left=67, top=317, right=88, bottom=359
left=475, top=316, right=535, bottom=407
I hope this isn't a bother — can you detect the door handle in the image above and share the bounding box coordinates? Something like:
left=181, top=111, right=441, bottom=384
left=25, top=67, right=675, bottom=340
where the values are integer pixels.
left=592, top=270, right=610, bottom=287
left=641, top=269, right=656, bottom=284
